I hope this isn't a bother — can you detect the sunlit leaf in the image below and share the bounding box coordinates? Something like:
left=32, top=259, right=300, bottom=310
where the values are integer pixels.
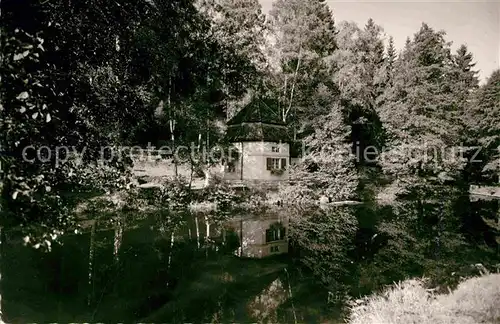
left=16, top=91, right=29, bottom=100
left=13, top=50, right=30, bottom=61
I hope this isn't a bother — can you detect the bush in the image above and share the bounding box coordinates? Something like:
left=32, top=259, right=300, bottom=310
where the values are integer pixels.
left=278, top=182, right=317, bottom=205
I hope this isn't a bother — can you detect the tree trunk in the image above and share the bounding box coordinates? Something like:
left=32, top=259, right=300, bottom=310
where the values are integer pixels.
left=205, top=215, right=210, bottom=258
left=168, top=231, right=175, bottom=268
left=113, top=216, right=123, bottom=264
left=285, top=268, right=297, bottom=324
left=170, top=119, right=177, bottom=177
left=189, top=159, right=194, bottom=190
left=283, top=44, right=303, bottom=123
left=167, top=73, right=178, bottom=178
left=282, top=75, right=288, bottom=121
left=87, top=222, right=96, bottom=307
left=195, top=216, right=200, bottom=249
left=0, top=227, right=3, bottom=321
left=205, top=215, right=210, bottom=241
left=203, top=169, right=211, bottom=188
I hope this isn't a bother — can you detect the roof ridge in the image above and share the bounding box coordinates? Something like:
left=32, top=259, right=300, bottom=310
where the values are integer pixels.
left=227, top=97, right=285, bottom=126
left=260, top=98, right=281, bottom=120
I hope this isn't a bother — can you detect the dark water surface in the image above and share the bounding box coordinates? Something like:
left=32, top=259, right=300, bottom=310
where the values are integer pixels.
left=1, top=197, right=498, bottom=323
left=2, top=210, right=339, bottom=323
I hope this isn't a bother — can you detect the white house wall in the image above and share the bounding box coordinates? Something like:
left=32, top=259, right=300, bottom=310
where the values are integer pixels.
left=224, top=141, right=291, bottom=181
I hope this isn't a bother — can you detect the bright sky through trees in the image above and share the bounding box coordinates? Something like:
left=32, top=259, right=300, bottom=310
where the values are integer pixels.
left=260, top=0, right=499, bottom=84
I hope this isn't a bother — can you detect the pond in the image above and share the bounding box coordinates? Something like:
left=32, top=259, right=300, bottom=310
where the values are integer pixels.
left=1, top=196, right=499, bottom=323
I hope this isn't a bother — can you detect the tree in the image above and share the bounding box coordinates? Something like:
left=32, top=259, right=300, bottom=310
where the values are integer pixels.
left=333, top=19, right=386, bottom=158
left=372, top=25, right=476, bottom=286
left=0, top=0, right=237, bottom=247
left=377, top=23, right=466, bottom=194
left=198, top=0, right=266, bottom=72
left=383, top=36, right=396, bottom=87
left=453, top=45, right=479, bottom=94
left=466, top=70, right=500, bottom=182
left=445, top=45, right=481, bottom=184
left=0, top=0, right=156, bottom=248
left=267, top=0, right=337, bottom=133
left=196, top=0, right=267, bottom=118
left=285, top=88, right=359, bottom=203
left=451, top=44, right=480, bottom=139
left=289, top=206, right=358, bottom=294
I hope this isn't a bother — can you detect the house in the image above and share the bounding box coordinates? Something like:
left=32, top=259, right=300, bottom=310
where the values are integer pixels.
left=224, top=98, right=293, bottom=182
left=227, top=212, right=289, bottom=258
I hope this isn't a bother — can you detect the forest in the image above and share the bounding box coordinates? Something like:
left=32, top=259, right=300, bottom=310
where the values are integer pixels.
left=0, top=0, right=499, bottom=322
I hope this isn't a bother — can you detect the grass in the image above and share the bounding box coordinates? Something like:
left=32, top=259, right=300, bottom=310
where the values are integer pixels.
left=348, top=273, right=500, bottom=324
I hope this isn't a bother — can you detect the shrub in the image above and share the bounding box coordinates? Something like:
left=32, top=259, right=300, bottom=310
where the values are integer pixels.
left=278, top=182, right=317, bottom=205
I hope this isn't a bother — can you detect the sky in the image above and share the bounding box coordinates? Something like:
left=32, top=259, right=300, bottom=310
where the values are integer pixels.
left=259, top=0, right=500, bottom=84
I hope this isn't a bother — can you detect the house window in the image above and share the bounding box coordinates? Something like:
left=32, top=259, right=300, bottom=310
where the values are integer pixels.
left=266, top=158, right=279, bottom=170
left=281, top=158, right=287, bottom=169
left=266, top=223, right=286, bottom=243
left=266, top=158, right=287, bottom=170
left=227, top=162, right=236, bottom=173
left=272, top=146, right=280, bottom=153
left=270, top=246, right=280, bottom=253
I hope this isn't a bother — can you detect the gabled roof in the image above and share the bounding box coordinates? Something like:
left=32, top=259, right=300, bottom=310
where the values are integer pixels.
left=227, top=98, right=285, bottom=126
left=226, top=98, right=291, bottom=143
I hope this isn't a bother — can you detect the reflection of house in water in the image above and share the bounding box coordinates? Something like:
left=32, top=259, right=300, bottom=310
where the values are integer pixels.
left=227, top=212, right=289, bottom=258
left=224, top=98, right=294, bottom=182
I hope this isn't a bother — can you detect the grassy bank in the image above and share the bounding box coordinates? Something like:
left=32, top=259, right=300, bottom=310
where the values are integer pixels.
left=349, top=273, right=500, bottom=324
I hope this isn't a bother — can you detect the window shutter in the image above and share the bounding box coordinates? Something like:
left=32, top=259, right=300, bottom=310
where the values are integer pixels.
left=266, top=229, right=272, bottom=243
left=266, top=158, right=272, bottom=170
left=281, top=158, right=287, bottom=169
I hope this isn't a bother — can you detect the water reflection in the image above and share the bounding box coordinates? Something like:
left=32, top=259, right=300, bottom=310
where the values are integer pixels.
left=0, top=208, right=312, bottom=323
left=248, top=278, right=288, bottom=322
left=1, top=197, right=498, bottom=323
left=226, top=212, right=289, bottom=258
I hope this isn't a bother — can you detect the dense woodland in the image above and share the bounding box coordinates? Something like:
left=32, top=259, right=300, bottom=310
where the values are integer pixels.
left=1, top=0, right=500, bottom=317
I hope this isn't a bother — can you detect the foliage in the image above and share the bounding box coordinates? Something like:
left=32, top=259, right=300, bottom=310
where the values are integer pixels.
left=375, top=23, right=475, bottom=211
left=289, top=206, right=358, bottom=294
left=0, top=0, right=147, bottom=247
left=334, top=19, right=385, bottom=115
left=198, top=0, right=267, bottom=79
left=288, top=99, right=359, bottom=202
left=333, top=19, right=386, bottom=163
left=266, top=0, right=337, bottom=129
left=0, top=0, right=255, bottom=245
left=278, top=181, right=317, bottom=205
left=464, top=70, right=500, bottom=182
left=198, top=179, right=244, bottom=212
